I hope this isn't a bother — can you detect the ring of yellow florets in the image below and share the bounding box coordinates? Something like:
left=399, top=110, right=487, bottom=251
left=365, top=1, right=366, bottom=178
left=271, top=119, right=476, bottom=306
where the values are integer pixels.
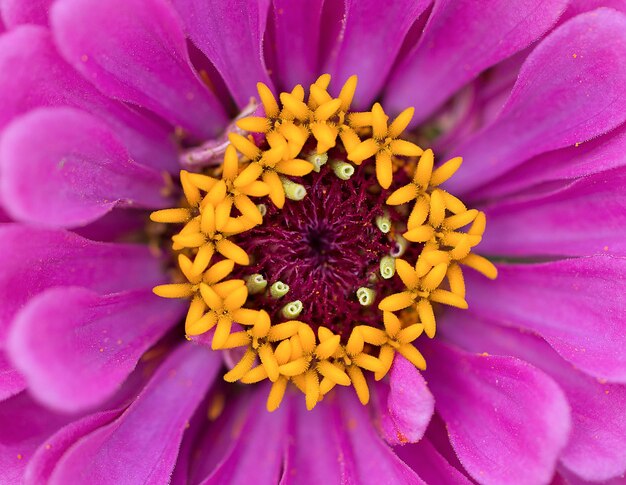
left=151, top=74, right=497, bottom=412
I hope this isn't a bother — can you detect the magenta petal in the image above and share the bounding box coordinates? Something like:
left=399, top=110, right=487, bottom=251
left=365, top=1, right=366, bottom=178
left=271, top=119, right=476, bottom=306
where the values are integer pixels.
left=0, top=224, right=163, bottom=343
left=375, top=354, right=434, bottom=445
left=479, top=123, right=626, bottom=199
left=385, top=0, right=568, bottom=122
left=0, top=392, right=74, bottom=484
left=325, top=0, right=430, bottom=109
left=281, top=394, right=356, bottom=484
left=480, top=167, right=626, bottom=257
left=559, top=380, right=626, bottom=482
left=0, top=352, right=26, bottom=401
left=1, top=107, right=170, bottom=228
left=466, top=256, right=626, bottom=382
left=171, top=0, right=273, bottom=108
left=559, top=470, right=626, bottom=485
left=186, top=390, right=255, bottom=483
left=423, top=340, right=571, bottom=485
left=0, top=0, right=53, bottom=27
left=561, top=0, right=626, bottom=21
left=445, top=9, right=626, bottom=194
left=0, top=26, right=177, bottom=172
left=51, top=0, right=227, bottom=138
left=270, top=0, right=324, bottom=90
left=0, top=205, right=11, bottom=222
left=338, top=390, right=427, bottom=484
left=200, top=390, right=287, bottom=484
left=73, top=208, right=147, bottom=242
left=283, top=390, right=426, bottom=484
left=8, top=287, right=183, bottom=412
left=441, top=315, right=626, bottom=482
left=395, top=439, right=474, bottom=485
left=48, top=344, right=220, bottom=485
left=24, top=410, right=123, bottom=485
left=170, top=393, right=212, bottom=485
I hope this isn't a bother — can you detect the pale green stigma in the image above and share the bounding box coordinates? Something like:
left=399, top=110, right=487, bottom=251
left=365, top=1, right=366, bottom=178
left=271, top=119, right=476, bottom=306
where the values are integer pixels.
left=281, top=300, right=303, bottom=318
left=246, top=273, right=267, bottom=294
left=375, top=215, right=391, bottom=234
left=270, top=281, right=290, bottom=298
left=330, top=160, right=355, bottom=180
left=257, top=203, right=267, bottom=217
left=380, top=255, right=396, bottom=279
left=281, top=177, right=307, bottom=201
left=308, top=152, right=328, bottom=173
left=356, top=287, right=375, bottom=306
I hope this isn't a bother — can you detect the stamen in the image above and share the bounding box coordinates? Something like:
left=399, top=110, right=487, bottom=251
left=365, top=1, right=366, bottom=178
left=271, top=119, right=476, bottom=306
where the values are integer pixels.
left=330, top=160, right=355, bottom=180
left=281, top=300, right=303, bottom=318
left=281, top=177, right=307, bottom=201
left=375, top=214, right=392, bottom=234
left=380, top=255, right=396, bottom=279
left=270, top=281, right=290, bottom=298
left=308, top=152, right=328, bottom=172
left=356, top=287, right=375, bottom=306
left=245, top=274, right=267, bottom=294
left=151, top=74, right=496, bottom=411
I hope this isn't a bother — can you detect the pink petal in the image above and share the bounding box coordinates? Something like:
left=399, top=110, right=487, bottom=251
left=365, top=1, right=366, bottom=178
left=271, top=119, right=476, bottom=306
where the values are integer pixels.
left=48, top=344, right=221, bottom=485
left=0, top=25, right=178, bottom=172
left=24, top=410, right=123, bottom=485
left=561, top=0, right=626, bottom=21
left=0, top=205, right=11, bottom=222
left=199, top=389, right=287, bottom=484
left=480, top=166, right=626, bottom=257
left=325, top=0, right=430, bottom=109
left=0, top=392, right=75, bottom=484
left=283, top=389, right=427, bottom=484
left=479, top=123, right=626, bottom=200
left=73, top=209, right=147, bottom=242
left=50, top=0, right=228, bottom=138
left=170, top=393, right=210, bottom=485
left=0, top=107, right=171, bottom=228
left=0, top=0, right=53, bottom=27
left=466, top=256, right=626, bottom=382
left=337, top=390, right=427, bottom=484
left=560, top=468, right=626, bottom=485
left=423, top=340, right=571, bottom=485
left=395, top=438, right=474, bottom=485
left=171, top=0, right=274, bottom=108
left=270, top=0, right=324, bottom=90
left=374, top=354, right=434, bottom=445
left=8, top=287, right=184, bottom=412
left=186, top=390, right=255, bottom=483
left=440, top=313, right=626, bottom=482
left=0, top=352, right=26, bottom=401
left=445, top=9, right=626, bottom=195
left=281, top=393, right=355, bottom=484
left=423, top=412, right=470, bottom=476
left=0, top=224, right=163, bottom=343
left=385, top=0, right=568, bottom=123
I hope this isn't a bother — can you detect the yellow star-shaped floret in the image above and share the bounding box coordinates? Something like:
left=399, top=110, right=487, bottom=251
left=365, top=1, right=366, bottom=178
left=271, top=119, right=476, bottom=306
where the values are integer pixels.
left=346, top=103, right=423, bottom=189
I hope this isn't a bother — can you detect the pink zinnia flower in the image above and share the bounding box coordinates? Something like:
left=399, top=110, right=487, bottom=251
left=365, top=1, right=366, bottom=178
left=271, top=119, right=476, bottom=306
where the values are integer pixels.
left=1, top=1, right=625, bottom=484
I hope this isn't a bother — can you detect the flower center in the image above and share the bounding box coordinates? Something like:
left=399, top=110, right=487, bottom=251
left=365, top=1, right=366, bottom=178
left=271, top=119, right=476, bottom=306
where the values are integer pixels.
left=236, top=164, right=401, bottom=338
left=150, top=74, right=497, bottom=412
